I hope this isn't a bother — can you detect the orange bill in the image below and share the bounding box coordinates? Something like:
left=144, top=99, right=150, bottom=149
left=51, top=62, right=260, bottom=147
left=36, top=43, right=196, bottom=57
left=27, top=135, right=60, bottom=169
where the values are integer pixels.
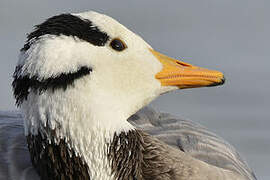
left=151, top=49, right=225, bottom=89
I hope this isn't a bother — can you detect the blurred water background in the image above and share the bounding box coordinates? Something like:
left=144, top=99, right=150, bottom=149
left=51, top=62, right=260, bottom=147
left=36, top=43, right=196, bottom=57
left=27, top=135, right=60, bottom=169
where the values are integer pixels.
left=0, top=0, right=269, bottom=179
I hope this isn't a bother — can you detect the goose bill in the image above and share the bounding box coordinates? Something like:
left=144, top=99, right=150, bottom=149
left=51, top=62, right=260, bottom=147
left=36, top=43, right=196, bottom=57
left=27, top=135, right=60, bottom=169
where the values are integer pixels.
left=151, top=49, right=225, bottom=89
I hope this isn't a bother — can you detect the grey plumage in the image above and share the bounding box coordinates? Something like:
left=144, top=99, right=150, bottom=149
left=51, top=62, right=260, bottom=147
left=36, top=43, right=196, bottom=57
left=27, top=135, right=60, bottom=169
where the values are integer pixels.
left=0, top=107, right=256, bottom=180
left=129, top=107, right=257, bottom=180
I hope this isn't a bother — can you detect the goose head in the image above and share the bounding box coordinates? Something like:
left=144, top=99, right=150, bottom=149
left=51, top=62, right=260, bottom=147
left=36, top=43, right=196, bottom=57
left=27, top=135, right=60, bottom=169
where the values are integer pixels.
left=12, top=10, right=224, bottom=178
left=13, top=10, right=225, bottom=141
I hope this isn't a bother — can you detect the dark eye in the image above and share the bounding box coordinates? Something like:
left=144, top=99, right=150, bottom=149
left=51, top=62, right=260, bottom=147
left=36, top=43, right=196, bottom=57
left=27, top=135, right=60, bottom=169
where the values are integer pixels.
left=110, top=38, right=126, bottom=51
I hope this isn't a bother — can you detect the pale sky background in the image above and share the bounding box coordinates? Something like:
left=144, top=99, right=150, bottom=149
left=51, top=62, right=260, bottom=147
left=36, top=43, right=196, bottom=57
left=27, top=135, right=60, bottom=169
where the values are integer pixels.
left=0, top=0, right=269, bottom=179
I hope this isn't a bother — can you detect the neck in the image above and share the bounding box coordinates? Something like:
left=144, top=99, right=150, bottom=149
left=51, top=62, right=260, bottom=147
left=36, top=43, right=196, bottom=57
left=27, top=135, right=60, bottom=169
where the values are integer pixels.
left=27, top=127, right=145, bottom=180
left=23, top=100, right=136, bottom=179
left=27, top=118, right=189, bottom=180
left=22, top=92, right=147, bottom=179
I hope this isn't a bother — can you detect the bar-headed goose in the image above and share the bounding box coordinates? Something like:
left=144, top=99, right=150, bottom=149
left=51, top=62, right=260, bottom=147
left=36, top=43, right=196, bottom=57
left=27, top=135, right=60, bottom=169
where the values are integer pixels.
left=0, top=11, right=256, bottom=180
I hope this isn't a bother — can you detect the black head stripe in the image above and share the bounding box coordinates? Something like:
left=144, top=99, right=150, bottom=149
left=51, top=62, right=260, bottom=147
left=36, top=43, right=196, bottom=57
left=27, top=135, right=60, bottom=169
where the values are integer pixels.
left=22, top=13, right=109, bottom=51
left=12, top=66, right=92, bottom=106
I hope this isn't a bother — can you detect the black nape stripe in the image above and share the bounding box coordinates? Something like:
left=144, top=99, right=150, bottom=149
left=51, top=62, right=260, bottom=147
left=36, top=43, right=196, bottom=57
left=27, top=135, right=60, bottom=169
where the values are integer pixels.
left=22, top=13, right=110, bottom=51
left=27, top=132, right=90, bottom=180
left=12, top=66, right=92, bottom=106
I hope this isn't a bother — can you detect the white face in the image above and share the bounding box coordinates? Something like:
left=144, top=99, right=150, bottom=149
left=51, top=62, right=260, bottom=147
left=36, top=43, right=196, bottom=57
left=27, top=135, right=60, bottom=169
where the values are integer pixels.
left=18, top=11, right=173, bottom=136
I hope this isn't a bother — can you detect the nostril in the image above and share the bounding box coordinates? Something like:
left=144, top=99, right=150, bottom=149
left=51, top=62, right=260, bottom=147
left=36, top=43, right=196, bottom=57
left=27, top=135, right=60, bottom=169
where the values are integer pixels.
left=176, top=61, right=191, bottom=67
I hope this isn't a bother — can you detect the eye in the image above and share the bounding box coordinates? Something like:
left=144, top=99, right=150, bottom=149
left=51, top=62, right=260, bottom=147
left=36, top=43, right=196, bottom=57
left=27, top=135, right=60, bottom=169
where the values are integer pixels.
left=110, top=38, right=127, bottom=51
